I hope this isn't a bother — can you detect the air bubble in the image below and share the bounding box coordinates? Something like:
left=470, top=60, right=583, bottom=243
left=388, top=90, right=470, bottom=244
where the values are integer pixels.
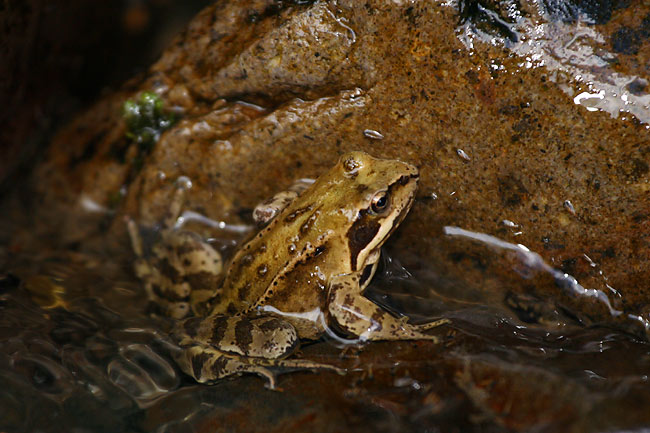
left=456, top=149, right=471, bottom=161
left=363, top=129, right=384, bottom=140
left=563, top=200, right=576, bottom=215
left=175, top=176, right=193, bottom=190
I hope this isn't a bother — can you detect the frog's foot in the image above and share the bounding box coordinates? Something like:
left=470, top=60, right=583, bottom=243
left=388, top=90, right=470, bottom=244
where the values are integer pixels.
left=328, top=274, right=449, bottom=342
left=175, top=344, right=343, bottom=390
left=414, top=318, right=451, bottom=331
left=174, top=315, right=344, bottom=388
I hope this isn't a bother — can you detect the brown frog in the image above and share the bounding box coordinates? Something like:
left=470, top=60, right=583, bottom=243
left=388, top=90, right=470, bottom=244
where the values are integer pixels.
left=128, top=151, right=447, bottom=387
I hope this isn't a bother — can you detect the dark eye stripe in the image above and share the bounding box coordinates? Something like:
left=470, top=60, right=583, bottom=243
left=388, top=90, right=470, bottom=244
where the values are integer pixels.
left=347, top=209, right=380, bottom=271
left=347, top=174, right=417, bottom=270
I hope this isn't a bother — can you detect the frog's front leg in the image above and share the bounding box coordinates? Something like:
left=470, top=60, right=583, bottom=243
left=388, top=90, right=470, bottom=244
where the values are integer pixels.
left=327, top=273, right=449, bottom=342
left=172, top=315, right=344, bottom=388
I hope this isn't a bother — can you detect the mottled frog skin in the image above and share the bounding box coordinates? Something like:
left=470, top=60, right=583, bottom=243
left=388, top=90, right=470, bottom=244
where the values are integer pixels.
left=128, top=152, right=447, bottom=387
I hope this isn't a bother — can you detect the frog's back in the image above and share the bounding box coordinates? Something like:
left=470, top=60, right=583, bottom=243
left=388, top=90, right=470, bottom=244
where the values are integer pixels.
left=207, top=151, right=418, bottom=320
left=212, top=193, right=338, bottom=316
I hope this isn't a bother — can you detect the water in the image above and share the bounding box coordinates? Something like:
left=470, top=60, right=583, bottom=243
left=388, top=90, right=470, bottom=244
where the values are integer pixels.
left=2, top=232, right=650, bottom=432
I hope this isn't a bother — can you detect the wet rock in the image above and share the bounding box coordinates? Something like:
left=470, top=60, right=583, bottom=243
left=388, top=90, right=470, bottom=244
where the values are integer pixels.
left=540, top=0, right=631, bottom=24
left=627, top=78, right=648, bottom=95
left=611, top=14, right=650, bottom=55
left=23, top=0, right=650, bottom=338
left=452, top=356, right=592, bottom=432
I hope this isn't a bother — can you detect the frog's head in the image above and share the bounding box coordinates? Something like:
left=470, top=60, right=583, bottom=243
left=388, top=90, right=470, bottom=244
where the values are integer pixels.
left=335, top=151, right=419, bottom=272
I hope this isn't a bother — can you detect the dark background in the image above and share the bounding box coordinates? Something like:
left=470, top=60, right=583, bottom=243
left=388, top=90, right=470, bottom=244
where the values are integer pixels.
left=0, top=0, right=211, bottom=194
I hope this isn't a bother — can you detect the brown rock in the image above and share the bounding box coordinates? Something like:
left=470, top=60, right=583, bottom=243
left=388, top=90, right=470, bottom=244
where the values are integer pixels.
left=27, top=0, right=650, bottom=338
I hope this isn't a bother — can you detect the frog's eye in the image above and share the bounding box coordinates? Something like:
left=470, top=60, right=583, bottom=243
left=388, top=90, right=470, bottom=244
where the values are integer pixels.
left=370, top=191, right=390, bottom=214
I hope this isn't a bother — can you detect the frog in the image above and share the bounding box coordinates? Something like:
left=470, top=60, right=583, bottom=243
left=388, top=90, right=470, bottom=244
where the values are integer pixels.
left=127, top=151, right=448, bottom=388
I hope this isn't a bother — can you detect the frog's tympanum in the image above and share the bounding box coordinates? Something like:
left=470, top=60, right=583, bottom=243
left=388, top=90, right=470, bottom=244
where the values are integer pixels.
left=128, top=151, right=447, bottom=387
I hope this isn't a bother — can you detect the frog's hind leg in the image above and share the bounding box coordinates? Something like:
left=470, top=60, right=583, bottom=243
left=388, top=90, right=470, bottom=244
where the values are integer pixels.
left=126, top=218, right=192, bottom=318
left=125, top=185, right=222, bottom=320
left=174, top=315, right=344, bottom=388
left=327, top=273, right=449, bottom=342
left=174, top=344, right=280, bottom=387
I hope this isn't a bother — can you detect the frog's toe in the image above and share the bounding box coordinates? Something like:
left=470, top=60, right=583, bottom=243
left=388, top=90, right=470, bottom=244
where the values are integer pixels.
left=415, top=318, right=451, bottom=331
